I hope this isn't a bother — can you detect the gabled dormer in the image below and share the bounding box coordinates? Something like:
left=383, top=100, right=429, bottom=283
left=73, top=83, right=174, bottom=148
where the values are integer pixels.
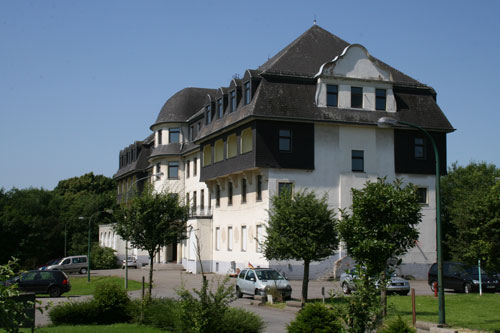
left=214, top=87, right=229, bottom=120
left=228, top=78, right=242, bottom=113
left=204, top=94, right=216, bottom=125
left=241, top=70, right=262, bottom=106
left=315, top=44, right=397, bottom=112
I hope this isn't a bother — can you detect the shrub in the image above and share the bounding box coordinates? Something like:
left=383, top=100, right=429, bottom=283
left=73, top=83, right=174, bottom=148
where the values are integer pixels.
left=220, top=307, right=265, bottom=333
left=137, top=298, right=182, bottom=331
left=93, top=282, right=131, bottom=324
left=287, top=302, right=344, bottom=333
left=49, top=300, right=98, bottom=325
left=91, top=244, right=118, bottom=269
left=379, top=316, right=416, bottom=333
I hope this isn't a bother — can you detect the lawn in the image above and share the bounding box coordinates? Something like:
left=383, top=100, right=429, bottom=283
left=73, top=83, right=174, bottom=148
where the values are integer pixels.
left=4, top=324, right=164, bottom=332
left=62, top=276, right=147, bottom=296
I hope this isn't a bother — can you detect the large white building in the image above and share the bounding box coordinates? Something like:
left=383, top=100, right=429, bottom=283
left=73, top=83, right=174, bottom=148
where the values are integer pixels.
left=100, top=25, right=454, bottom=279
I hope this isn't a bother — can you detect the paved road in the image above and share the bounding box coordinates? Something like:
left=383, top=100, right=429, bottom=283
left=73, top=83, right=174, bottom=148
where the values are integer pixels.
left=36, top=268, right=435, bottom=332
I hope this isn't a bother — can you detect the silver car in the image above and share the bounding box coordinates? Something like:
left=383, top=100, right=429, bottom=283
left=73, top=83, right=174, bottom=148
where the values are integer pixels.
left=236, top=268, right=292, bottom=299
left=45, top=255, right=88, bottom=274
left=340, top=269, right=410, bottom=295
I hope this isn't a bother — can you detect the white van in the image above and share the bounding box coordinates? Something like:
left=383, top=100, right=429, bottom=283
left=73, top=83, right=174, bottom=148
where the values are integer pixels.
left=46, top=255, right=88, bottom=274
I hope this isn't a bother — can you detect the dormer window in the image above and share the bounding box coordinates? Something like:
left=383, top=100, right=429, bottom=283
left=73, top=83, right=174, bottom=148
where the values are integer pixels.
left=244, top=81, right=251, bottom=105
left=351, top=87, right=363, bottom=108
left=169, top=128, right=180, bottom=143
left=217, top=98, right=223, bottom=119
left=376, top=89, right=386, bottom=111
left=327, top=85, right=338, bottom=107
left=206, top=105, right=212, bottom=124
left=157, top=130, right=162, bottom=145
left=230, top=90, right=236, bottom=112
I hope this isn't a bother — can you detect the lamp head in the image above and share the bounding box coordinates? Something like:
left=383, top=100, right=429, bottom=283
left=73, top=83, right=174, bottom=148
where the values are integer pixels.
left=377, top=117, right=399, bottom=128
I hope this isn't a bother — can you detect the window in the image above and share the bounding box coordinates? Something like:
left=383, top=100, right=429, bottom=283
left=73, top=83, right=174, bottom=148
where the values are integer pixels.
left=241, top=127, right=252, bottom=153
left=217, top=98, right=223, bottom=119
left=415, top=138, right=426, bottom=159
left=246, top=270, right=255, bottom=281
left=206, top=105, right=212, bottom=125
left=376, top=89, right=386, bottom=111
left=208, top=191, right=211, bottom=210
left=351, top=87, right=363, bottom=108
left=189, top=125, right=194, bottom=141
left=228, top=182, right=233, bottom=206
left=230, top=90, right=236, bottom=112
left=186, top=160, right=190, bottom=178
left=193, top=191, right=197, bottom=213
left=239, top=269, right=247, bottom=279
left=216, top=184, right=220, bottom=207
left=279, top=129, right=291, bottom=152
left=156, top=163, right=161, bottom=176
left=157, top=130, right=162, bottom=145
left=168, top=161, right=179, bottom=179
left=194, top=158, right=197, bottom=176
left=352, top=150, right=364, bottom=172
left=186, top=193, right=190, bottom=212
left=197, top=122, right=201, bottom=133
left=169, top=128, right=180, bottom=143
left=241, top=178, right=247, bottom=203
left=327, top=84, right=338, bottom=107
left=244, top=81, right=251, bottom=105
left=214, top=139, right=224, bottom=162
left=417, top=187, right=428, bottom=204
left=228, top=226, right=233, bottom=251
left=256, top=225, right=263, bottom=253
left=203, top=145, right=212, bottom=166
left=241, top=226, right=247, bottom=251
left=227, top=134, right=237, bottom=158
left=215, top=227, right=220, bottom=250
left=257, top=175, right=262, bottom=201
left=200, top=189, right=204, bottom=210
left=278, top=182, right=293, bottom=196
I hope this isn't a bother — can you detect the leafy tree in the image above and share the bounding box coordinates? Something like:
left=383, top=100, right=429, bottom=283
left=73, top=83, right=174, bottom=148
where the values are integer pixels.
left=338, top=178, right=421, bottom=320
left=264, top=189, right=339, bottom=305
left=91, top=243, right=118, bottom=269
left=114, top=186, right=188, bottom=296
left=441, top=162, right=500, bottom=271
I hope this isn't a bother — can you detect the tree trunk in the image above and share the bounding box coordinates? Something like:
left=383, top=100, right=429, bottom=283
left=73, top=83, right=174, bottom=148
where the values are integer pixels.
left=381, top=270, right=387, bottom=317
left=301, top=259, right=310, bottom=307
left=148, top=252, right=154, bottom=299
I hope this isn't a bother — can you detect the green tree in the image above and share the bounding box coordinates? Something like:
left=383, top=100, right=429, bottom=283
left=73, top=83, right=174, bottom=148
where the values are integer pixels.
left=441, top=162, right=500, bottom=271
left=114, top=186, right=188, bottom=296
left=264, top=189, right=338, bottom=305
left=338, top=178, right=421, bottom=322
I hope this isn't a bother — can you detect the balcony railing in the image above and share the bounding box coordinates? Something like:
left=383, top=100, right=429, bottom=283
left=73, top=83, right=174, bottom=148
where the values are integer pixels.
left=189, top=206, right=213, bottom=218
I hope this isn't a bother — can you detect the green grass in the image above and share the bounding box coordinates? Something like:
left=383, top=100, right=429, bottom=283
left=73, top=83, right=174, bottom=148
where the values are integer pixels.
left=4, top=324, right=165, bottom=332
left=387, top=293, right=500, bottom=331
left=61, top=276, right=147, bottom=296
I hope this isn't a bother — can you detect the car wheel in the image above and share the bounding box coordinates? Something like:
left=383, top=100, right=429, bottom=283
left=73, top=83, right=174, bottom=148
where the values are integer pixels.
left=236, top=286, right=243, bottom=298
left=79, top=267, right=87, bottom=274
left=342, top=282, right=351, bottom=295
left=49, top=286, right=61, bottom=297
left=430, top=280, right=437, bottom=292
left=463, top=283, right=472, bottom=294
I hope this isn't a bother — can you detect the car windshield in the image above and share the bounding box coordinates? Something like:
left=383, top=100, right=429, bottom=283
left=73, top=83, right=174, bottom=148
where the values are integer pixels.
left=466, top=266, right=488, bottom=276
left=44, top=259, right=60, bottom=266
left=255, top=270, right=284, bottom=281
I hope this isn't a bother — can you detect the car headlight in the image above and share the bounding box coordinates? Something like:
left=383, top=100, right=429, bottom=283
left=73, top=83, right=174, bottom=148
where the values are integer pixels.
left=494, top=280, right=498, bottom=284
left=472, top=280, right=480, bottom=284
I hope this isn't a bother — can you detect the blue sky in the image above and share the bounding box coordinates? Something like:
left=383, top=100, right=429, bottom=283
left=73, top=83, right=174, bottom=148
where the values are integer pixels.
left=1, top=0, right=499, bottom=190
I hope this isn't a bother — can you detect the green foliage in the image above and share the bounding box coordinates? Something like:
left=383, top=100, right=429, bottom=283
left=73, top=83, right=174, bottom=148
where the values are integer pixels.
left=93, top=282, right=131, bottom=324
left=135, top=298, right=182, bottom=331
left=379, top=316, right=415, bottom=333
left=91, top=244, right=118, bottom=269
left=441, top=162, right=500, bottom=271
left=338, top=178, right=421, bottom=277
left=219, top=307, right=264, bottom=333
left=287, top=302, right=344, bottom=333
left=114, top=185, right=188, bottom=296
left=0, top=258, right=31, bottom=332
left=264, top=189, right=338, bottom=302
left=175, top=276, right=237, bottom=332
left=49, top=300, right=99, bottom=325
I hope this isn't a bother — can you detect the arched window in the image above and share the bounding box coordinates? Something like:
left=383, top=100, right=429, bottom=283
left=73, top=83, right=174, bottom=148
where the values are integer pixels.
left=227, top=134, right=237, bottom=158
left=214, top=139, right=224, bottom=162
left=203, top=145, right=212, bottom=166
left=240, top=128, right=252, bottom=154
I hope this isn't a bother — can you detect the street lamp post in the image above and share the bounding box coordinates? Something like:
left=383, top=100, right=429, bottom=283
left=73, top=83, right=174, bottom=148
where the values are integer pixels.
left=123, top=172, right=163, bottom=289
left=377, top=117, right=445, bottom=325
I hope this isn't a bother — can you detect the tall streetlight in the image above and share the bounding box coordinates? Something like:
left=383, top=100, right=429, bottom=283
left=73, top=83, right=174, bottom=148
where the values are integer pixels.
left=122, top=172, right=163, bottom=289
left=377, top=116, right=445, bottom=325
left=79, top=209, right=113, bottom=283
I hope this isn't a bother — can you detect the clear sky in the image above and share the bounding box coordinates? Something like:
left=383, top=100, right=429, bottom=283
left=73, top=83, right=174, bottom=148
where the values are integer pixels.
left=1, top=0, right=499, bottom=190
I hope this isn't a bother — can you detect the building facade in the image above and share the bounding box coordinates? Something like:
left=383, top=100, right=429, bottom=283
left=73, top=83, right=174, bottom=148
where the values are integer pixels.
left=100, top=25, right=454, bottom=279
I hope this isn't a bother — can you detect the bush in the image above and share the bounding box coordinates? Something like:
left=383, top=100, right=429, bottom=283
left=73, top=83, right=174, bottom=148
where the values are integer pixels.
left=220, top=307, right=265, bottom=333
left=93, top=282, right=131, bottom=324
left=287, top=303, right=343, bottom=333
left=49, top=300, right=98, bottom=325
left=379, top=316, right=416, bottom=333
left=91, top=244, right=118, bottom=269
left=137, top=298, right=182, bottom=331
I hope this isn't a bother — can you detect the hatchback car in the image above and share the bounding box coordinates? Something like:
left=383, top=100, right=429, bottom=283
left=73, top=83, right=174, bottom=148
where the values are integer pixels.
left=428, top=262, right=499, bottom=293
left=7, top=270, right=71, bottom=297
left=122, top=256, right=138, bottom=269
left=340, top=269, right=410, bottom=295
left=236, top=268, right=292, bottom=299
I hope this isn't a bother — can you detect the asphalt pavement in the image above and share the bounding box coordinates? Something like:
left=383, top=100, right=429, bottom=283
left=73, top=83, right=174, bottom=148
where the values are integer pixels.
left=35, top=267, right=436, bottom=332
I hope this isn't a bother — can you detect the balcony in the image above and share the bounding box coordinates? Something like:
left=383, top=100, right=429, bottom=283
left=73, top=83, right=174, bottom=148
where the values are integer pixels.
left=189, top=206, right=213, bottom=218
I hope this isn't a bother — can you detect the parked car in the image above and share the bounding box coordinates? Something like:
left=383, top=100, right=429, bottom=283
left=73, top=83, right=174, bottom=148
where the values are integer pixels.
left=45, top=255, right=88, bottom=274
left=38, top=258, right=61, bottom=270
left=236, top=268, right=292, bottom=299
left=428, top=262, right=499, bottom=293
left=6, top=270, right=71, bottom=297
left=122, top=256, right=138, bottom=269
left=340, top=269, right=410, bottom=295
